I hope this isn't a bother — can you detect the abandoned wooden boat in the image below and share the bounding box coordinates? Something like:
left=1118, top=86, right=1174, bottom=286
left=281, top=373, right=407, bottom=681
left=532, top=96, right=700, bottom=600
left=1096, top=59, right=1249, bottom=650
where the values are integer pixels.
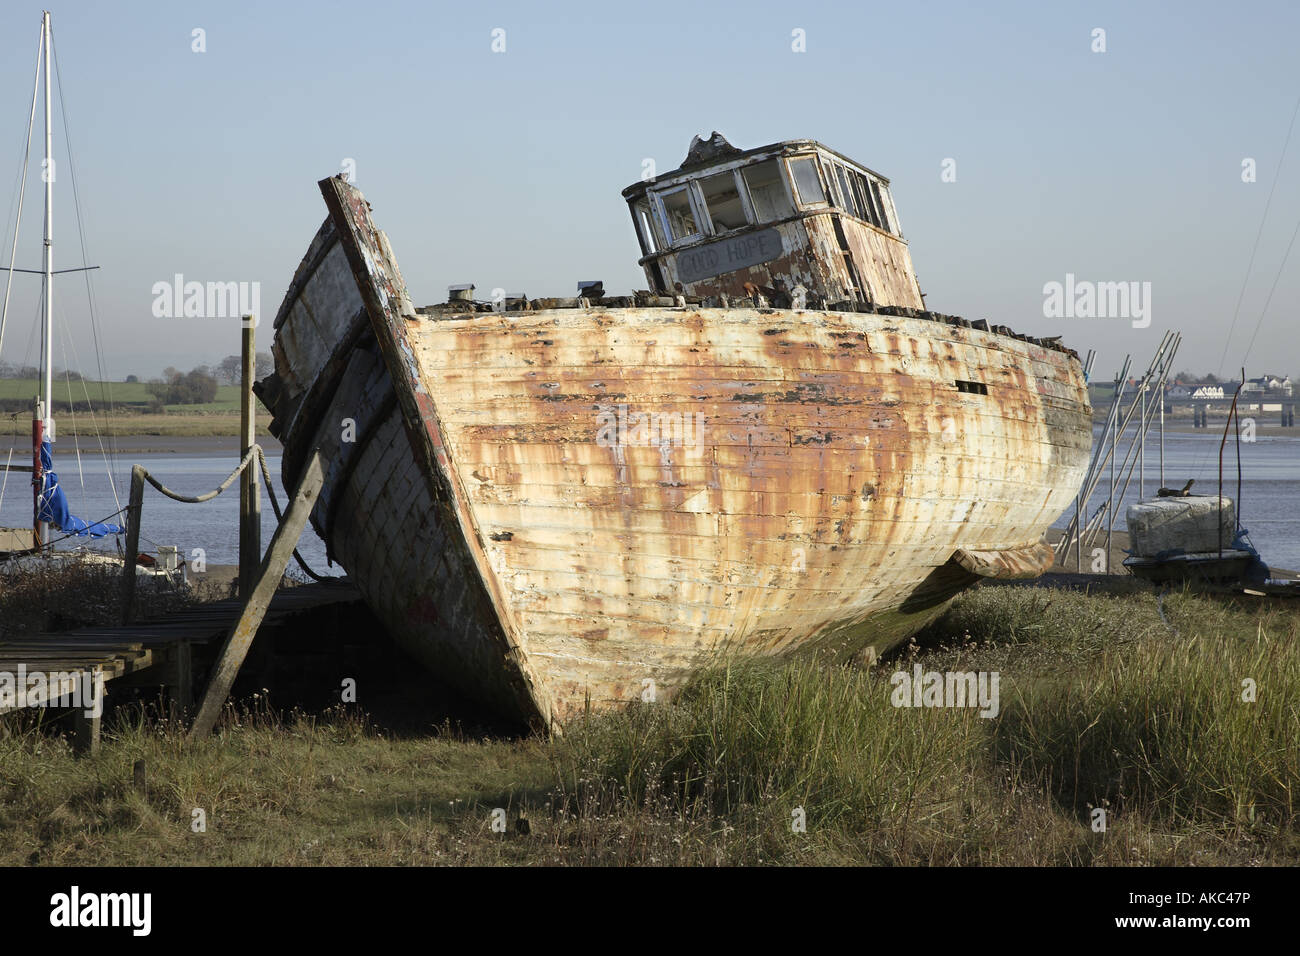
left=256, top=134, right=1093, bottom=729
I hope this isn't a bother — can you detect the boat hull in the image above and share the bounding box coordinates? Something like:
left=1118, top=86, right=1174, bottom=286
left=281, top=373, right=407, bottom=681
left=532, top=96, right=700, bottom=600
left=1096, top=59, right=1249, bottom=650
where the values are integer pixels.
left=258, top=179, right=1092, bottom=728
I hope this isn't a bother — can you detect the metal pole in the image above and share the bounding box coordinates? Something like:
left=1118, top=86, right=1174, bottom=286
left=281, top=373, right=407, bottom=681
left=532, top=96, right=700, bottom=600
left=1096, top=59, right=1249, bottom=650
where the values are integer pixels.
left=1079, top=343, right=1097, bottom=573
left=1096, top=348, right=1179, bottom=538
left=1063, top=355, right=1132, bottom=559
left=1076, top=333, right=1173, bottom=537
left=1139, top=381, right=1146, bottom=501
left=1217, top=378, right=1243, bottom=562
left=35, top=13, right=52, bottom=547
left=1159, top=380, right=1165, bottom=488
left=1059, top=354, right=1130, bottom=560
left=1074, top=490, right=1082, bottom=572
left=1107, top=374, right=1117, bottom=573
left=41, top=11, right=52, bottom=430
left=1237, top=367, right=1245, bottom=537
left=239, top=314, right=261, bottom=597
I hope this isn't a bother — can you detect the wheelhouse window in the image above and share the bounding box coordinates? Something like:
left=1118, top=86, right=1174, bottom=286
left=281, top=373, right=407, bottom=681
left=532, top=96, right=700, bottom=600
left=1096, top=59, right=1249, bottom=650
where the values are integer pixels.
left=657, top=186, right=702, bottom=244
left=820, top=158, right=892, bottom=231
left=870, top=181, right=893, bottom=232
left=788, top=156, right=827, bottom=206
left=831, top=163, right=862, bottom=219
left=698, top=171, right=749, bottom=233
left=634, top=199, right=659, bottom=254
left=741, top=159, right=794, bottom=222
left=852, top=171, right=881, bottom=228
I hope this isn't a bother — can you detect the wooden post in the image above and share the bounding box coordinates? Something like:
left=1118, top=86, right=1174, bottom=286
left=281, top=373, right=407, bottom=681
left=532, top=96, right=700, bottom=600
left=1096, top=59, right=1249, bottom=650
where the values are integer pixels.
left=171, top=639, right=192, bottom=717
left=120, top=464, right=145, bottom=625
left=239, top=314, right=261, bottom=598
left=189, top=450, right=324, bottom=740
left=72, top=669, right=104, bottom=755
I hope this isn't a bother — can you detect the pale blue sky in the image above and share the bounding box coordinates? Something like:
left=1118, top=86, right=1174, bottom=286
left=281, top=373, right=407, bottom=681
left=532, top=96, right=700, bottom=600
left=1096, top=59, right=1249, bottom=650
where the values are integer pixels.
left=1, top=0, right=1298, bottom=380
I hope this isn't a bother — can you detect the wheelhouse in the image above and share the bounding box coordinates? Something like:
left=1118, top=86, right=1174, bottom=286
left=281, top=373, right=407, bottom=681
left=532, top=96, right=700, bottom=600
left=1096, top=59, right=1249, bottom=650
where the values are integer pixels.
left=622, top=134, right=924, bottom=309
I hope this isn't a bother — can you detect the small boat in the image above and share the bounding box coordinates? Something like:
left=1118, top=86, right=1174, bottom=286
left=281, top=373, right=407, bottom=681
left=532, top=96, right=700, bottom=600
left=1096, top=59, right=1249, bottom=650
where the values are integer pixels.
left=257, top=135, right=1092, bottom=728
left=1122, top=494, right=1269, bottom=587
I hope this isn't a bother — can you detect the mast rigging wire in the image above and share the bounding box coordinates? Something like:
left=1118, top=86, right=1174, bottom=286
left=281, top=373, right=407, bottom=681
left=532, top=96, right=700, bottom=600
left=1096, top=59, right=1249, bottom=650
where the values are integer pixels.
left=0, top=25, right=42, bottom=363
left=1215, top=89, right=1300, bottom=376
left=50, top=25, right=120, bottom=506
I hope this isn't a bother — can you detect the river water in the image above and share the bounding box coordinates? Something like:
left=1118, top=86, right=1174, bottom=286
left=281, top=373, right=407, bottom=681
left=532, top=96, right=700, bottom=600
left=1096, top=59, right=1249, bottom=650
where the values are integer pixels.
left=4, top=428, right=1297, bottom=581
left=0, top=451, right=342, bottom=575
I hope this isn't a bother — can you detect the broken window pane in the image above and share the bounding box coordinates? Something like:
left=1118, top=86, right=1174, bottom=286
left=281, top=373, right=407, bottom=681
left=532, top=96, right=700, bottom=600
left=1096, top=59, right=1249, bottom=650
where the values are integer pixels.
left=742, top=160, right=794, bottom=222
left=789, top=156, right=826, bottom=206
left=833, top=164, right=862, bottom=219
left=870, top=181, right=892, bottom=232
left=852, top=171, right=880, bottom=227
left=699, top=171, right=749, bottom=233
left=822, top=164, right=841, bottom=207
left=659, top=187, right=699, bottom=243
left=635, top=200, right=659, bottom=253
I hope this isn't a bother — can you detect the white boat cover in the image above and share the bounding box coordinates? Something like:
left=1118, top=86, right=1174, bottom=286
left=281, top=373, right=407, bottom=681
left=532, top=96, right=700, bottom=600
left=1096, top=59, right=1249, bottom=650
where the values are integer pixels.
left=1126, top=495, right=1235, bottom=557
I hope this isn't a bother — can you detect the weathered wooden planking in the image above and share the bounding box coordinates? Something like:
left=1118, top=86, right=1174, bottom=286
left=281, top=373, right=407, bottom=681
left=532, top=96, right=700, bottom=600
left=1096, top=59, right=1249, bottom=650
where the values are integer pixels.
left=265, top=205, right=550, bottom=727
left=0, top=653, right=151, bottom=715
left=405, top=306, right=1087, bottom=719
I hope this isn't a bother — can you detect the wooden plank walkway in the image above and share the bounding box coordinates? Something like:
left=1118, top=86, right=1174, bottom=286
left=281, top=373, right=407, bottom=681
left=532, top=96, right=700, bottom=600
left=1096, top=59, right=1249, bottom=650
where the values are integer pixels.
left=0, top=579, right=361, bottom=715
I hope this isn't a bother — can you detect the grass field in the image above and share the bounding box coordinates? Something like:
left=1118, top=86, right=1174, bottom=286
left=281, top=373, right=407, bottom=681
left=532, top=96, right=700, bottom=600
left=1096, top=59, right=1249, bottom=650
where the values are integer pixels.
left=1, top=573, right=1296, bottom=866
left=0, top=379, right=272, bottom=436
left=0, top=411, right=272, bottom=438
left=61, top=412, right=269, bottom=438
left=0, top=378, right=243, bottom=413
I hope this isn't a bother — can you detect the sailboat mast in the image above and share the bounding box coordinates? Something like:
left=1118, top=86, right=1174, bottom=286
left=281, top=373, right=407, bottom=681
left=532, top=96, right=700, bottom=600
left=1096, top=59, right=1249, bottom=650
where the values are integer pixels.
left=42, top=10, right=53, bottom=430
left=33, top=10, right=53, bottom=547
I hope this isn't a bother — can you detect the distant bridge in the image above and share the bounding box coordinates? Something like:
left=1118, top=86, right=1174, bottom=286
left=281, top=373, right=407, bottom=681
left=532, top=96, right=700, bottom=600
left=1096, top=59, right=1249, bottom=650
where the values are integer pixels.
left=1162, top=389, right=1295, bottom=428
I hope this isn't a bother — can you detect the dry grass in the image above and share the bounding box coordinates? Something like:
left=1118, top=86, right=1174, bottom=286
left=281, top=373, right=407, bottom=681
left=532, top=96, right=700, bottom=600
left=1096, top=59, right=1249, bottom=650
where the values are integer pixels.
left=92, top=412, right=274, bottom=438
left=0, top=554, right=198, bottom=638
left=1, top=580, right=1296, bottom=866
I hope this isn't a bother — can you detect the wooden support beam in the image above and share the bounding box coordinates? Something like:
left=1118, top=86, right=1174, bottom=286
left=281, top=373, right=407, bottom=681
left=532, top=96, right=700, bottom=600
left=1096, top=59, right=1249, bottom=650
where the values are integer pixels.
left=173, top=640, right=192, bottom=717
left=188, top=450, right=324, bottom=740
left=239, top=314, right=261, bottom=598
left=120, top=464, right=145, bottom=625
left=71, top=670, right=104, bottom=755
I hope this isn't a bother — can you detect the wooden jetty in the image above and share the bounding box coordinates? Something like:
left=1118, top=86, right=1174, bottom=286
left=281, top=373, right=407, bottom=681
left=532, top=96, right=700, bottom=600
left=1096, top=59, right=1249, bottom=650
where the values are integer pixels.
left=0, top=580, right=360, bottom=750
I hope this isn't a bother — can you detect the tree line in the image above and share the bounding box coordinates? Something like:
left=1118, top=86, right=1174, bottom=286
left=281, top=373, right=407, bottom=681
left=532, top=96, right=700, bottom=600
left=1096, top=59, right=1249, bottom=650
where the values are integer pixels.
left=0, top=353, right=274, bottom=407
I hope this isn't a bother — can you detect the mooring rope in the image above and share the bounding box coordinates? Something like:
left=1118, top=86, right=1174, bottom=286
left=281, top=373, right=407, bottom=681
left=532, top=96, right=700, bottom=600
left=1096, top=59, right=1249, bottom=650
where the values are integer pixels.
left=137, top=446, right=259, bottom=504
left=131, top=443, right=329, bottom=582
left=8, top=444, right=335, bottom=583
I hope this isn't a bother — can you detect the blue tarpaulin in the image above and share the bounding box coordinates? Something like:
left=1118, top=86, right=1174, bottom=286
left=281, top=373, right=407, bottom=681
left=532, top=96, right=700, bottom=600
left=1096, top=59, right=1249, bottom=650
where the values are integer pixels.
left=35, top=439, right=123, bottom=537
